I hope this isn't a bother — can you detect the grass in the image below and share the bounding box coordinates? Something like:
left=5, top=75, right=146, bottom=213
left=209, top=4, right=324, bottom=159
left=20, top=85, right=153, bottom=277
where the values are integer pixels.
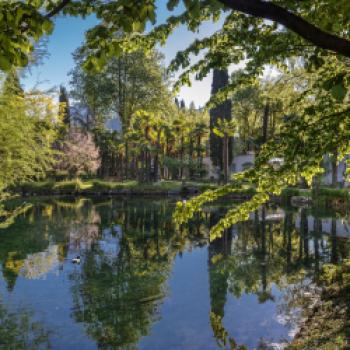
left=15, top=180, right=350, bottom=202
left=281, top=187, right=312, bottom=198
left=15, top=179, right=220, bottom=196
left=281, top=186, right=350, bottom=199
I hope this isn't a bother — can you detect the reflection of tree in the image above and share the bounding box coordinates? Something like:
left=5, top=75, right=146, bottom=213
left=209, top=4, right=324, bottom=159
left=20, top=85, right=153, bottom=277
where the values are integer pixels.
left=0, top=197, right=101, bottom=290
left=208, top=208, right=232, bottom=317
left=0, top=214, right=49, bottom=290
left=1, top=196, right=350, bottom=349
left=210, top=312, right=247, bottom=350
left=206, top=204, right=350, bottom=348
left=20, top=245, right=60, bottom=279
left=0, top=301, right=51, bottom=349
left=70, top=199, right=207, bottom=349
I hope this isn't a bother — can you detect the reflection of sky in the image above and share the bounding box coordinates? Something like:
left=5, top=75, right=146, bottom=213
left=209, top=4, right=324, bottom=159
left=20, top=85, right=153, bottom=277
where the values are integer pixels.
left=0, top=260, right=96, bottom=349
left=20, top=244, right=60, bottom=279
left=139, top=247, right=292, bottom=350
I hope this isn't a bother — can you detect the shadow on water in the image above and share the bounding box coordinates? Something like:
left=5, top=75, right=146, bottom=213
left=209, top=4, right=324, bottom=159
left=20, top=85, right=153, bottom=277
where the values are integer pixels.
left=0, top=196, right=349, bottom=349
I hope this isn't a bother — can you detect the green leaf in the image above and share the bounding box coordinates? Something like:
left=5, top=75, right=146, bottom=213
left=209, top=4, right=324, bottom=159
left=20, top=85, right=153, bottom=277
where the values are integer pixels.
left=42, top=19, right=54, bottom=35
left=330, top=83, right=347, bottom=101
left=167, top=0, right=180, bottom=11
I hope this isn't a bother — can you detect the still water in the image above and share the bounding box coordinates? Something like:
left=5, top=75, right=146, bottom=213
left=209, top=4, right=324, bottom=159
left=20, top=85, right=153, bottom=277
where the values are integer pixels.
left=0, top=196, right=349, bottom=350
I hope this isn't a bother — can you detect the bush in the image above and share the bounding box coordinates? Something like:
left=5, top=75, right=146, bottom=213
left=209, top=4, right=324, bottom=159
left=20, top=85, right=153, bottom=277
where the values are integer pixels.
left=17, top=180, right=54, bottom=195
left=53, top=179, right=85, bottom=193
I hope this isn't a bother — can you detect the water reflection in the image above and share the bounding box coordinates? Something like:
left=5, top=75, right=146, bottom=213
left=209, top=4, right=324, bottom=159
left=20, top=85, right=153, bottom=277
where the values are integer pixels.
left=0, top=197, right=349, bottom=349
left=0, top=302, right=52, bottom=349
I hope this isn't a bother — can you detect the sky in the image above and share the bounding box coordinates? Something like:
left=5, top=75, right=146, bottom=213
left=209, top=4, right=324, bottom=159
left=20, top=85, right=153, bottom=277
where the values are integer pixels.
left=22, top=2, right=226, bottom=108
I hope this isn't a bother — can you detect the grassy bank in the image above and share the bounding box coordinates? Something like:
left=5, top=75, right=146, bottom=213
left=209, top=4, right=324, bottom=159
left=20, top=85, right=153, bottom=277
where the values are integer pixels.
left=288, top=261, right=350, bottom=350
left=281, top=187, right=350, bottom=199
left=14, top=179, right=220, bottom=196
left=281, top=187, right=350, bottom=209
left=13, top=181, right=350, bottom=201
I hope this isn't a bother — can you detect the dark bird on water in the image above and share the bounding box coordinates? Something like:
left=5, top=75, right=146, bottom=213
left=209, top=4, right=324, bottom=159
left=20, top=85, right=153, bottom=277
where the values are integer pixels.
left=72, top=256, right=80, bottom=264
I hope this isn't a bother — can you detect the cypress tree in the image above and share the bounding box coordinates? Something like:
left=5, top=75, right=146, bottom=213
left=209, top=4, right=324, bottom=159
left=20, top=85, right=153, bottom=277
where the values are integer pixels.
left=209, top=69, right=233, bottom=170
left=2, top=69, right=24, bottom=97
left=59, top=85, right=71, bottom=127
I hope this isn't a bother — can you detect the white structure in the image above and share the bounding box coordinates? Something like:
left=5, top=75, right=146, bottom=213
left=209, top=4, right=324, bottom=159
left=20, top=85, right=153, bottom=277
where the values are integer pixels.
left=229, top=152, right=349, bottom=187
left=202, top=156, right=219, bottom=179
left=295, top=215, right=350, bottom=239
left=321, top=155, right=349, bottom=187
left=230, top=152, right=255, bottom=173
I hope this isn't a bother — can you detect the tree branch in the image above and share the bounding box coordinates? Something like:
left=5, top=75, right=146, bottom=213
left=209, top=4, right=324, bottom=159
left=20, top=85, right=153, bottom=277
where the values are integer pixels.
left=218, top=0, right=350, bottom=57
left=46, top=0, right=71, bottom=18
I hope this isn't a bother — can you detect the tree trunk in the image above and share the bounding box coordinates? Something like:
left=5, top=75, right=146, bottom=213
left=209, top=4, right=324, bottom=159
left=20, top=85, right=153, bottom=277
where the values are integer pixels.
left=197, top=135, right=202, bottom=176
left=331, top=152, right=338, bottom=187
left=180, top=134, right=184, bottom=179
left=262, top=102, right=269, bottom=144
left=223, top=134, right=229, bottom=183
left=153, top=130, right=161, bottom=182
left=124, top=141, right=129, bottom=181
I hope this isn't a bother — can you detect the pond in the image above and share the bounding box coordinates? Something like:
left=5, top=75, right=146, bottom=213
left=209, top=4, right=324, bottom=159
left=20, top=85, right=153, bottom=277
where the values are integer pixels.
left=0, top=196, right=349, bottom=350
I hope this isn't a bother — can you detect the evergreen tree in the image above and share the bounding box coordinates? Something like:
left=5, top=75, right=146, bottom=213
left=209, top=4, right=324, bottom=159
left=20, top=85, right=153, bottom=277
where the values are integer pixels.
left=59, top=85, right=71, bottom=127
left=2, top=70, right=23, bottom=97
left=180, top=99, right=186, bottom=109
left=209, top=69, right=233, bottom=171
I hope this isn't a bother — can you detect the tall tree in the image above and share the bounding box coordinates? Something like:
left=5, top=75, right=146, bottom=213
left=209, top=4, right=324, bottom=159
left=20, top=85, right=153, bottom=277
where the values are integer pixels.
left=58, top=85, right=71, bottom=127
left=210, top=69, right=233, bottom=171
left=70, top=49, right=169, bottom=130
left=2, top=70, right=23, bottom=97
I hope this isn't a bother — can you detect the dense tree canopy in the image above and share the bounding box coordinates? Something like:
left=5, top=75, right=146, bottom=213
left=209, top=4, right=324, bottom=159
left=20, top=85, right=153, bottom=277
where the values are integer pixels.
left=1, top=1, right=350, bottom=73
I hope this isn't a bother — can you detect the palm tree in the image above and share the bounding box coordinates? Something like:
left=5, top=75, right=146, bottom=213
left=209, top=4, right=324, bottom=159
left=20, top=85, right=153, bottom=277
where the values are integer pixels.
left=193, top=121, right=208, bottom=177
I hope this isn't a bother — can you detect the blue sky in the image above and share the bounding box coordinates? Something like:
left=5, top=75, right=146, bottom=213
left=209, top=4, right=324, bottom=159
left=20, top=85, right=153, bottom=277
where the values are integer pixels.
left=23, top=2, right=225, bottom=108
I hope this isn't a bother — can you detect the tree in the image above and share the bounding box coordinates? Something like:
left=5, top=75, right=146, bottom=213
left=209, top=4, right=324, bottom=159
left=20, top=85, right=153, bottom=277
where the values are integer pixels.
left=58, top=85, right=70, bottom=127
left=55, top=130, right=100, bottom=178
left=210, top=69, right=233, bottom=171
left=0, top=78, right=59, bottom=226
left=2, top=70, right=24, bottom=97
left=70, top=48, right=170, bottom=130
left=0, top=85, right=58, bottom=191
left=70, top=48, right=173, bottom=180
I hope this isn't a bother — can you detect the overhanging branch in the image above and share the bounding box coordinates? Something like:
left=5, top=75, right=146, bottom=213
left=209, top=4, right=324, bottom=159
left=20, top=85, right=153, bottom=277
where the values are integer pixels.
left=218, top=0, right=350, bottom=57
left=46, top=0, right=71, bottom=18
